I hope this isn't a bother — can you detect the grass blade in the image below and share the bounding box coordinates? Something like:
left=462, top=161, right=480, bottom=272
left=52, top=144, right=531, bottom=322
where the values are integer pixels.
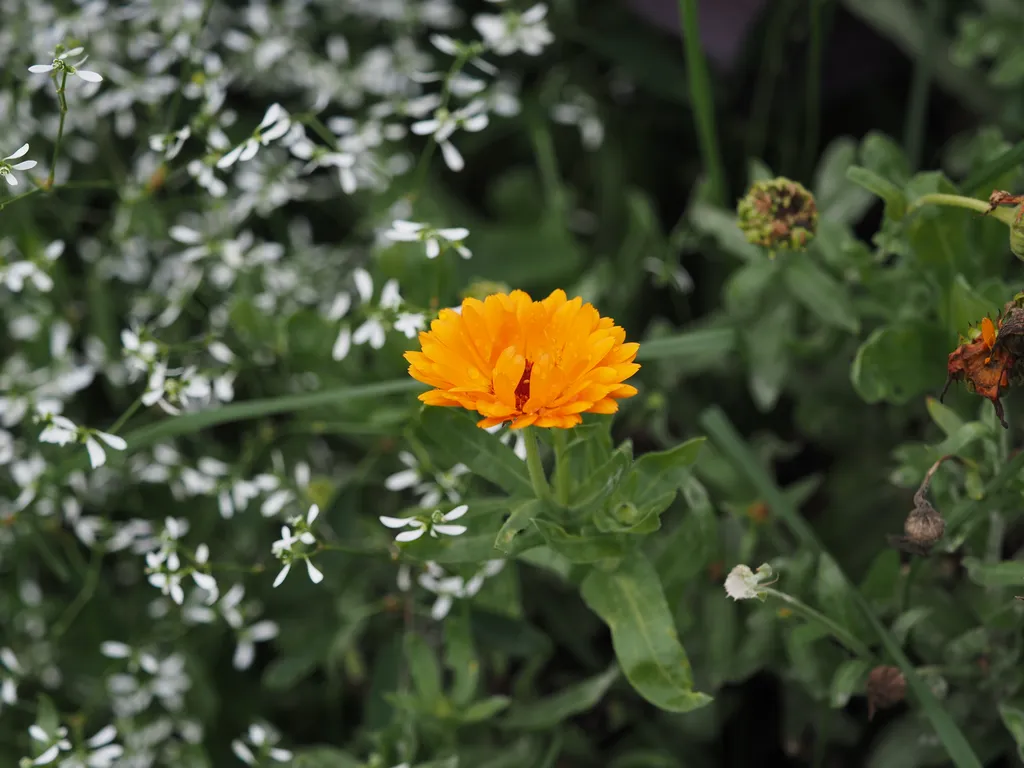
left=699, top=406, right=983, bottom=768
left=677, top=0, right=727, bottom=205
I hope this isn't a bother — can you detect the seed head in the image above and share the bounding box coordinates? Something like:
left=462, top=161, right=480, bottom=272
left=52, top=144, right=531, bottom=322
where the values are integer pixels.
left=866, top=665, right=906, bottom=720
left=737, top=177, right=818, bottom=252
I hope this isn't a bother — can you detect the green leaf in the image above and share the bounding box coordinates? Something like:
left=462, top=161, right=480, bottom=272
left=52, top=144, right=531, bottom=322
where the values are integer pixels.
left=569, top=442, right=633, bottom=515
left=689, top=203, right=760, bottom=262
left=502, top=666, right=619, bottom=729
left=814, top=138, right=875, bottom=224
left=656, top=476, right=718, bottom=590
left=495, top=498, right=549, bottom=556
left=744, top=301, right=794, bottom=411
left=532, top=519, right=629, bottom=563
left=782, top=253, right=860, bottom=333
left=723, top=260, right=779, bottom=317
left=830, top=659, right=870, bottom=708
left=637, top=327, right=736, bottom=362
left=627, top=437, right=706, bottom=514
left=998, top=702, right=1024, bottom=761
left=445, top=613, right=479, bottom=708
left=850, top=322, right=947, bottom=405
left=405, top=632, right=443, bottom=705
left=581, top=552, right=712, bottom=713
left=948, top=274, right=1000, bottom=339
left=420, top=409, right=532, bottom=497
left=962, top=557, right=1024, bottom=588
left=291, top=747, right=362, bottom=768
left=458, top=695, right=511, bottom=723
left=926, top=396, right=965, bottom=437
left=860, top=131, right=911, bottom=186
left=845, top=165, right=906, bottom=220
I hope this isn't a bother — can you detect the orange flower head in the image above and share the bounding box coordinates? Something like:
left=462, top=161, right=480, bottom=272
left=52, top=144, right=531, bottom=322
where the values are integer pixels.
left=405, top=289, right=640, bottom=429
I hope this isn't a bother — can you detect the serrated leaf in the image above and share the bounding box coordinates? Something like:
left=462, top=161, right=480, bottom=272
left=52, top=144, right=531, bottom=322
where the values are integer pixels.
left=502, top=666, right=619, bottom=729
left=581, top=552, right=712, bottom=713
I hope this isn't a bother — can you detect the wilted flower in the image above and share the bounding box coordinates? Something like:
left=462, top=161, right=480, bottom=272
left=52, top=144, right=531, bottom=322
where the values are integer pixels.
left=405, top=289, right=640, bottom=429
left=941, top=315, right=1013, bottom=428
left=865, top=665, right=906, bottom=720
left=724, top=563, right=774, bottom=601
left=737, top=177, right=818, bottom=252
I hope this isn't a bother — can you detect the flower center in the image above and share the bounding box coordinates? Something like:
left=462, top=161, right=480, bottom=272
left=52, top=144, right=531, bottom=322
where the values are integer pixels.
left=514, top=361, right=533, bottom=411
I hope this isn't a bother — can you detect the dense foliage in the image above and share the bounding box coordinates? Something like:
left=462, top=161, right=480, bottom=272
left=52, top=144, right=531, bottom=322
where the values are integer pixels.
left=7, top=1, right=1024, bottom=767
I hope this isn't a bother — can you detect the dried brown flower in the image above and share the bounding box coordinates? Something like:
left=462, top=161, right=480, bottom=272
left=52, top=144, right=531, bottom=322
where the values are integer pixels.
left=866, top=665, right=906, bottom=720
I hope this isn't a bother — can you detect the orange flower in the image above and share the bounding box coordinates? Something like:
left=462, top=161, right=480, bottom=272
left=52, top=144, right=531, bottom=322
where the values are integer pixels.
left=405, top=289, right=640, bottom=429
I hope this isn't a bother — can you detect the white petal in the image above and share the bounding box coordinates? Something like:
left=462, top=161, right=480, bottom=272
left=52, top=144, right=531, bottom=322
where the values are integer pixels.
left=259, top=103, right=286, bottom=129
left=4, top=174, right=18, bottom=186
left=272, top=564, right=290, bottom=588
left=85, top=437, right=107, bottom=468
left=379, top=516, right=415, bottom=529
left=433, top=524, right=467, bottom=537
left=33, top=744, right=61, bottom=765
left=96, top=431, right=127, bottom=450
left=306, top=504, right=319, bottom=524
left=233, top=641, right=255, bottom=671
left=28, top=64, right=55, bottom=73
left=431, top=594, right=453, bottom=621
left=438, top=227, right=469, bottom=240
left=305, top=559, right=324, bottom=584
left=425, top=238, right=440, bottom=259
left=395, top=528, right=426, bottom=542
left=169, top=225, right=203, bottom=244
left=443, top=504, right=468, bottom=521
left=11, top=160, right=36, bottom=171
left=331, top=326, right=352, bottom=361
left=86, top=725, right=118, bottom=748
left=385, top=469, right=419, bottom=491
left=439, top=141, right=464, bottom=172
left=29, top=725, right=48, bottom=742
left=352, top=268, right=373, bottom=303
left=231, top=740, right=256, bottom=765
left=75, top=69, right=103, bottom=82
left=6, top=144, right=29, bottom=160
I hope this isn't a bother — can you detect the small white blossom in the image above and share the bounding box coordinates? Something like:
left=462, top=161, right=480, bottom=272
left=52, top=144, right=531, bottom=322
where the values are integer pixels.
left=217, top=104, right=290, bottom=168
left=27, top=724, right=71, bottom=766
left=0, top=143, right=37, bottom=187
left=473, top=4, right=554, bottom=56
left=231, top=723, right=292, bottom=765
left=384, top=220, right=472, bottom=259
left=411, top=100, right=489, bottom=172
left=28, top=47, right=103, bottom=82
left=379, top=504, right=469, bottom=542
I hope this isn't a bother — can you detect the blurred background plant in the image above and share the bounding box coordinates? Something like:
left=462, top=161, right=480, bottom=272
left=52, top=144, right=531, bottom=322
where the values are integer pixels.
left=6, top=0, right=1024, bottom=766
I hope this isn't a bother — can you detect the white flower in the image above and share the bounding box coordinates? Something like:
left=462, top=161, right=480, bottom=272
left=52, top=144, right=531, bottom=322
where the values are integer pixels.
left=551, top=92, right=604, bottom=150
left=410, top=101, right=489, bottom=172
left=217, top=103, right=290, bottom=169
left=384, top=220, right=472, bottom=259
left=431, top=504, right=468, bottom=536
left=473, top=4, right=554, bottom=56
left=27, top=724, right=71, bottom=765
left=84, top=431, right=128, bottom=469
left=28, top=47, right=104, bottom=82
left=385, top=451, right=470, bottom=508
left=333, top=269, right=407, bottom=360
left=270, top=505, right=321, bottom=588
left=379, top=515, right=428, bottom=543
left=724, top=563, right=775, bottom=602
left=379, top=505, right=468, bottom=542
left=231, top=723, right=292, bottom=765
left=0, top=143, right=37, bottom=186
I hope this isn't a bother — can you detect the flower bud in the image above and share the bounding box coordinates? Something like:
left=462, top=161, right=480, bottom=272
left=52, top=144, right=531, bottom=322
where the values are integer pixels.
left=902, top=500, right=945, bottom=551
left=737, top=178, right=818, bottom=252
left=866, top=665, right=906, bottom=720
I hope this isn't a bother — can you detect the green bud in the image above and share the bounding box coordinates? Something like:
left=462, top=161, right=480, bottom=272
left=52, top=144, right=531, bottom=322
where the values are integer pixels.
left=737, top=177, right=818, bottom=252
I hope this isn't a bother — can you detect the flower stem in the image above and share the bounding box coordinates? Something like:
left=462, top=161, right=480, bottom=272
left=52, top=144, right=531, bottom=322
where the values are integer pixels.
left=48, top=69, right=69, bottom=190
left=907, top=192, right=1017, bottom=226
left=764, top=587, right=874, bottom=660
left=552, top=429, right=571, bottom=507
left=523, top=427, right=554, bottom=504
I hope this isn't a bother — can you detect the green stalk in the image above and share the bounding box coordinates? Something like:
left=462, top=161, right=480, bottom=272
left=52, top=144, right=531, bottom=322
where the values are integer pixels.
left=552, top=429, right=571, bottom=506
left=765, top=588, right=873, bottom=660
left=523, top=427, right=554, bottom=504
left=677, top=0, right=727, bottom=205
